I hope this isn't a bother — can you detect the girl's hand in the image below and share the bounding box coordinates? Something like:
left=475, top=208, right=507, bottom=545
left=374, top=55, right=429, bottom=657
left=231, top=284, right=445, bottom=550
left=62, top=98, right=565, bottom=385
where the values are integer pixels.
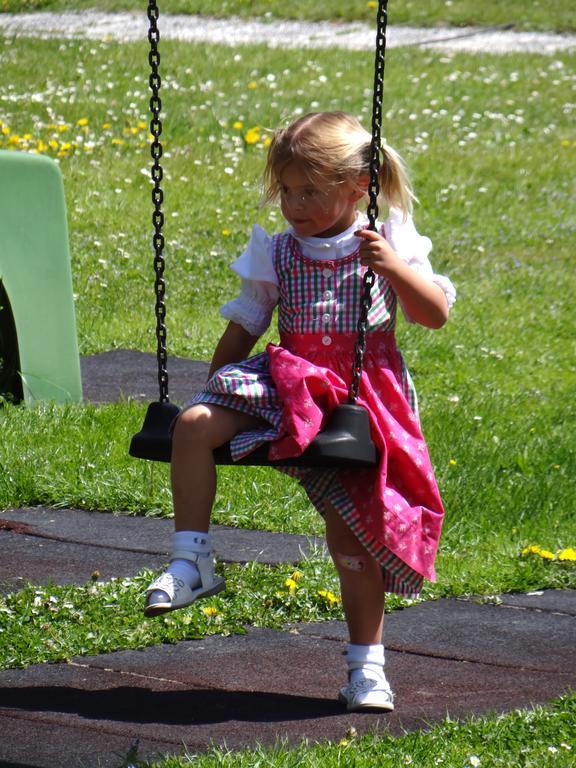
left=355, top=229, right=449, bottom=328
left=355, top=228, right=402, bottom=277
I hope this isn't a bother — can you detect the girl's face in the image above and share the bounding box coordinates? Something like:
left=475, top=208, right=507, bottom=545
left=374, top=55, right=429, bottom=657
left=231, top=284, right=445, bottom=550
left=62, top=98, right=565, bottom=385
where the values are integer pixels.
left=278, top=161, right=365, bottom=238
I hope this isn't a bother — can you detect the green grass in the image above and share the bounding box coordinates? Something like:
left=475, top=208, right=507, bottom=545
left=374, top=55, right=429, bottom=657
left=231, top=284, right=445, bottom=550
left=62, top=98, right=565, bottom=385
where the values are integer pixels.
left=2, top=0, right=576, bottom=33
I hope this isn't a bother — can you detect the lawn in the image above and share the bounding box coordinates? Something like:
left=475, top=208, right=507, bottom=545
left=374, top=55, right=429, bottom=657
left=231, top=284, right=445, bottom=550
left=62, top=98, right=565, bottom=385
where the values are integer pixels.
left=2, top=0, right=575, bottom=33
left=0, top=13, right=575, bottom=768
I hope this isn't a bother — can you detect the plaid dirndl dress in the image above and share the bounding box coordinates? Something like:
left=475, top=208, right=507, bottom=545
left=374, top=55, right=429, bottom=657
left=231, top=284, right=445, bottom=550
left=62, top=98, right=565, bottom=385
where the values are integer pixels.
left=188, top=233, right=445, bottom=595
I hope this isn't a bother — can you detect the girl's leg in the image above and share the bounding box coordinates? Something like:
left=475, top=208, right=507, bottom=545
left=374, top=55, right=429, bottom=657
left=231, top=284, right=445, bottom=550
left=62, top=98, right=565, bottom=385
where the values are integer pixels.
left=324, top=503, right=394, bottom=712
left=171, top=403, right=265, bottom=532
left=145, top=404, right=265, bottom=616
left=324, top=504, right=385, bottom=645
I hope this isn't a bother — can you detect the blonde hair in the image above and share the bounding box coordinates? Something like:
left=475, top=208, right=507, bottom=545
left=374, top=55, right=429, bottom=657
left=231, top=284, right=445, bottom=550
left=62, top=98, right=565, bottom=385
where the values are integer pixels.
left=263, top=111, right=415, bottom=218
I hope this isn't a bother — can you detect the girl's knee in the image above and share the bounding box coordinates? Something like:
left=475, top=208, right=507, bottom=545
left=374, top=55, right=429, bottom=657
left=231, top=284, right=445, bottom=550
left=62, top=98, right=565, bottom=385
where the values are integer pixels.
left=173, top=405, right=214, bottom=442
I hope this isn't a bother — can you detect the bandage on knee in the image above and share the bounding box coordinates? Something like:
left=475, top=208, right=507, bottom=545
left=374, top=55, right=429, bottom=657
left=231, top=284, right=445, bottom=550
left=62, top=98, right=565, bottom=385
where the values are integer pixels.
left=336, top=553, right=367, bottom=572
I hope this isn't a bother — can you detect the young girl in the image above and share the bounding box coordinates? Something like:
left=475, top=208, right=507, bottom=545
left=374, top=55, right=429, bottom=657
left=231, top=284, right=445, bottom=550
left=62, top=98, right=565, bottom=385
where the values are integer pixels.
left=145, top=111, right=455, bottom=712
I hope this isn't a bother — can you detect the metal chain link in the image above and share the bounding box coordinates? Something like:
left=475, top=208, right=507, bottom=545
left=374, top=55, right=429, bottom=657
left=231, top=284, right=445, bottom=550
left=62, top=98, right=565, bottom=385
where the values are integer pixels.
left=349, top=0, right=389, bottom=403
left=147, top=0, right=170, bottom=403
left=145, top=0, right=387, bottom=406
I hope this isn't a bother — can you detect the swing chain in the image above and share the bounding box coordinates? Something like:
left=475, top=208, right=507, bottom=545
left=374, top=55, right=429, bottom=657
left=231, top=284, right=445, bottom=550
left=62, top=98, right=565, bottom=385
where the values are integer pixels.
left=349, top=0, right=388, bottom=404
left=147, top=0, right=170, bottom=403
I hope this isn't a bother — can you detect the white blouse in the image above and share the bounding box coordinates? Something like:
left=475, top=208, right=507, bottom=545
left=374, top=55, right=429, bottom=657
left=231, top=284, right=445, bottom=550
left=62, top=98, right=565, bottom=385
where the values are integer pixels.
left=221, top=210, right=456, bottom=337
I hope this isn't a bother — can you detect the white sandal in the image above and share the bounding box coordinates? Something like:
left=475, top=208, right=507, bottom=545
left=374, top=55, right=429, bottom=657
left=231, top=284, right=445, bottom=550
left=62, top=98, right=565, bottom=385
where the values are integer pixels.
left=338, top=672, right=395, bottom=712
left=144, top=552, right=225, bottom=617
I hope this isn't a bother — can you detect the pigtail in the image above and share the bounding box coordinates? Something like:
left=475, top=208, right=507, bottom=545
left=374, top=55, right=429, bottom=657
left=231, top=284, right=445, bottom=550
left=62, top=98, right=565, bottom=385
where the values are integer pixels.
left=378, top=143, right=416, bottom=220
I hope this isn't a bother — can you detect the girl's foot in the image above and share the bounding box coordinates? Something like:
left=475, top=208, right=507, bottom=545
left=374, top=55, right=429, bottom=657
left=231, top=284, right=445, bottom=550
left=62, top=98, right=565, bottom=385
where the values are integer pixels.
left=144, top=552, right=225, bottom=617
left=338, top=673, right=394, bottom=712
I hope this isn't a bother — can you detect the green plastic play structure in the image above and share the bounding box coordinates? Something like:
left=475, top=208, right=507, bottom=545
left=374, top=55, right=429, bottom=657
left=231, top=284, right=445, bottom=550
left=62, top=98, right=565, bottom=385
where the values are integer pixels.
left=0, top=150, right=82, bottom=403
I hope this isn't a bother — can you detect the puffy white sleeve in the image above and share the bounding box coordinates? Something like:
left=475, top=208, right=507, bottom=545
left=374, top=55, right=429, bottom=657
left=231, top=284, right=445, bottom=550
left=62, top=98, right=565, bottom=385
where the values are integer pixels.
left=220, top=224, right=279, bottom=336
left=383, top=208, right=456, bottom=320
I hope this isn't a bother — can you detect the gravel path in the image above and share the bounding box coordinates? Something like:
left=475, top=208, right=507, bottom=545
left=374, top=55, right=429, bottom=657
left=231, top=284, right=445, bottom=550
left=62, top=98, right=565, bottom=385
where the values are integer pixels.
left=0, top=11, right=575, bottom=54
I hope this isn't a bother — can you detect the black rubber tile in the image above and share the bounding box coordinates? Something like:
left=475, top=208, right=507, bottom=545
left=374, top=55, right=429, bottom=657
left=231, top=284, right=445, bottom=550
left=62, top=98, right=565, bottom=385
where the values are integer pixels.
left=0, top=625, right=574, bottom=768
left=498, top=589, right=576, bottom=616
left=294, top=597, right=576, bottom=673
left=80, top=350, right=209, bottom=405
left=0, top=508, right=325, bottom=592
left=0, top=530, right=164, bottom=593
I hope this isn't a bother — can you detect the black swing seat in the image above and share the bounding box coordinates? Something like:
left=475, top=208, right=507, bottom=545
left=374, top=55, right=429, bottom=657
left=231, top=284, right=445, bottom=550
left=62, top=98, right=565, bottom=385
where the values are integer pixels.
left=129, top=400, right=379, bottom=468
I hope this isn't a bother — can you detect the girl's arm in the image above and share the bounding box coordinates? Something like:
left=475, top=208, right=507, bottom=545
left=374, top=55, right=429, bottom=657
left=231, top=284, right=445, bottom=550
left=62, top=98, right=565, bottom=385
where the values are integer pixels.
left=356, top=228, right=449, bottom=329
left=208, top=321, right=261, bottom=378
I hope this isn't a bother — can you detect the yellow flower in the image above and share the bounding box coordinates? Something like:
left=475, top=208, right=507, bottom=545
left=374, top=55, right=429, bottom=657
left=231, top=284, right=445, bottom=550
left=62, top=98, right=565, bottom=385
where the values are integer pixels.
left=1, top=125, right=9, bottom=136
left=221, top=228, right=232, bottom=236
left=48, top=139, right=59, bottom=150
left=201, top=606, right=219, bottom=617
left=285, top=578, right=298, bottom=595
left=111, top=138, right=126, bottom=145
left=244, top=126, right=261, bottom=145
left=318, top=589, right=341, bottom=606
left=290, top=570, right=303, bottom=582
left=57, top=124, right=70, bottom=133
left=558, top=547, right=576, bottom=562
left=521, top=545, right=555, bottom=559
left=539, top=549, right=556, bottom=560
left=522, top=545, right=541, bottom=556
left=449, top=458, right=457, bottom=465
left=102, top=122, right=111, bottom=130
left=233, top=120, right=243, bottom=130
left=367, top=1, right=377, bottom=8
left=77, top=118, right=89, bottom=127
left=247, top=80, right=258, bottom=89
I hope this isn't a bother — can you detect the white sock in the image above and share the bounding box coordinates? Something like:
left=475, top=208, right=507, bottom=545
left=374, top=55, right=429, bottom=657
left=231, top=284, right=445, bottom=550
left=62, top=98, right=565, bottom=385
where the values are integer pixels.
left=346, top=643, right=386, bottom=683
left=165, top=530, right=212, bottom=590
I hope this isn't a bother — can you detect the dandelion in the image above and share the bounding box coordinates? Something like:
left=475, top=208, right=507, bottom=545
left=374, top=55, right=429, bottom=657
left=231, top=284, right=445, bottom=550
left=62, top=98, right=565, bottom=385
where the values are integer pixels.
left=521, top=545, right=556, bottom=560
left=221, top=229, right=232, bottom=237
left=367, top=1, right=377, bottom=8
left=201, top=606, right=219, bottom=617
left=558, top=547, right=576, bottom=561
left=284, top=578, right=298, bottom=595
left=318, top=589, right=341, bottom=606
left=247, top=81, right=258, bottom=90
left=77, top=117, right=89, bottom=127
left=233, top=121, right=243, bottom=130
left=449, top=458, right=457, bottom=465
left=244, top=126, right=261, bottom=145
left=290, top=570, right=303, bottom=582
